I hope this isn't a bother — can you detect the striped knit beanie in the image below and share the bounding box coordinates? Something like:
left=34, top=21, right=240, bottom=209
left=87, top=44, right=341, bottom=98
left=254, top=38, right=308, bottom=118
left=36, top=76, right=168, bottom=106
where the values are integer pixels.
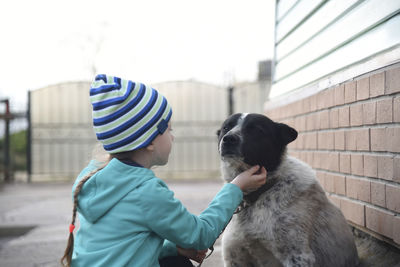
left=90, top=74, right=172, bottom=154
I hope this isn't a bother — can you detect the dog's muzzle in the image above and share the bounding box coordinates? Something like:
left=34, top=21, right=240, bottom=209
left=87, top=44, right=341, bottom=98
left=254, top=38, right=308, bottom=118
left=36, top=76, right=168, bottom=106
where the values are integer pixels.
left=220, top=134, right=242, bottom=157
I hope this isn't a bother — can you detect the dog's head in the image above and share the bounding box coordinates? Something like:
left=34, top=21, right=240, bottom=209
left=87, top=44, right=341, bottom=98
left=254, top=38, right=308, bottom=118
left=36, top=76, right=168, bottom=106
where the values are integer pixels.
left=217, top=113, right=297, bottom=181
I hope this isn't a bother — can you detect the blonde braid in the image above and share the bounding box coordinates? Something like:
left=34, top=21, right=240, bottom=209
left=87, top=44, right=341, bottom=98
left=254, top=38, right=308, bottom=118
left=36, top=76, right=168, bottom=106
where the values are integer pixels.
left=60, top=161, right=109, bottom=267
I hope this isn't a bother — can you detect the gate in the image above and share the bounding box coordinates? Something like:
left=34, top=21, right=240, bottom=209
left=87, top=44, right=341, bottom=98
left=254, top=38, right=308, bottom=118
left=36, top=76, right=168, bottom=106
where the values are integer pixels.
left=29, top=80, right=227, bottom=181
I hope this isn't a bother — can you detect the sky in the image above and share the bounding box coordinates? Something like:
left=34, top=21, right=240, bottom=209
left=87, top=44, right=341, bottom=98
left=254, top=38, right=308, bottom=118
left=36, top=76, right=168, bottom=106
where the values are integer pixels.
left=0, top=0, right=275, bottom=112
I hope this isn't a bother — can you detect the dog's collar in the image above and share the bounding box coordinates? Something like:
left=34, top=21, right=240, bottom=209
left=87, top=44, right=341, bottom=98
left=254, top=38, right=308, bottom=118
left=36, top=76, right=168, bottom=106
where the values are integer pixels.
left=243, top=176, right=279, bottom=205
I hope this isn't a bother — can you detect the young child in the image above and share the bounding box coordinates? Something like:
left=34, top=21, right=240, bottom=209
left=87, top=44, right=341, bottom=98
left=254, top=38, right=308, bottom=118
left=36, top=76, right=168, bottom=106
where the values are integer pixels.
left=61, top=74, right=267, bottom=267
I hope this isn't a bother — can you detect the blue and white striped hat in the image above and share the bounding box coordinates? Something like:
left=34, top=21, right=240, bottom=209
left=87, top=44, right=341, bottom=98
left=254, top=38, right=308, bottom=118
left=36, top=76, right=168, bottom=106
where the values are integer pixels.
left=90, top=74, right=172, bottom=154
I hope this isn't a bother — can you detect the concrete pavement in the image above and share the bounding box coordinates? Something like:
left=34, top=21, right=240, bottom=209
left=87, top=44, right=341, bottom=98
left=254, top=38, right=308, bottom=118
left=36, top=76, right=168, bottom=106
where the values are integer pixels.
left=0, top=180, right=226, bottom=267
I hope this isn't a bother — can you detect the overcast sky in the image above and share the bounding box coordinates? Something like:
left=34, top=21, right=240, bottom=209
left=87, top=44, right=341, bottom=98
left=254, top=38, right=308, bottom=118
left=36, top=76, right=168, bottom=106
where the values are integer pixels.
left=0, top=0, right=275, bottom=111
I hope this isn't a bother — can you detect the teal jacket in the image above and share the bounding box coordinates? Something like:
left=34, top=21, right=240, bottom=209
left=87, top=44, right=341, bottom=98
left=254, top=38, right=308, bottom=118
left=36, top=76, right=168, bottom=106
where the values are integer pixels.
left=71, top=158, right=243, bottom=267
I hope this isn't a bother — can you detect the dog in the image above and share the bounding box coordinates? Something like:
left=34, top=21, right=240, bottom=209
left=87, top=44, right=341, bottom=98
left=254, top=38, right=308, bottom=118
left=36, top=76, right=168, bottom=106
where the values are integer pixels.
left=217, top=113, right=359, bottom=267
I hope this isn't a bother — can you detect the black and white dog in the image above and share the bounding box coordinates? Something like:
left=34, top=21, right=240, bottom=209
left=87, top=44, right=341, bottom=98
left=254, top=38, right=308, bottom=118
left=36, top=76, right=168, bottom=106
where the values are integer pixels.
left=217, top=113, right=359, bottom=267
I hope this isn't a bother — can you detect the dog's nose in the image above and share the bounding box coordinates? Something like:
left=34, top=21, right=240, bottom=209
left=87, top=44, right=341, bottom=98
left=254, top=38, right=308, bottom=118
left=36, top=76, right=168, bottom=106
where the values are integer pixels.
left=222, top=134, right=239, bottom=144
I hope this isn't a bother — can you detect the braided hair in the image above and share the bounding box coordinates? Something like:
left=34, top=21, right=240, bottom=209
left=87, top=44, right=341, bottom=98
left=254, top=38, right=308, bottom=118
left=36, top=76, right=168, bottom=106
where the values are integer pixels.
left=60, top=161, right=108, bottom=267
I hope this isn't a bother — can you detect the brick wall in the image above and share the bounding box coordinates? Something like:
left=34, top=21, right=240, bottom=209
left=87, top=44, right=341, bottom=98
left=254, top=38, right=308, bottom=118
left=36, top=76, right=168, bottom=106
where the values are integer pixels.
left=265, top=64, right=400, bottom=247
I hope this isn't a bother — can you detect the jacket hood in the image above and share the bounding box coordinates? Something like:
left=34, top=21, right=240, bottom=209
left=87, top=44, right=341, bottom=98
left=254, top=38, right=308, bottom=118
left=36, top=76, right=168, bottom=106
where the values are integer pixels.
left=72, top=158, right=155, bottom=223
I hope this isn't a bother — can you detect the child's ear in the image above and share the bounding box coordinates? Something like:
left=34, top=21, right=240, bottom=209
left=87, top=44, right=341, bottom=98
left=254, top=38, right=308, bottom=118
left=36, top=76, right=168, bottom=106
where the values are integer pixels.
left=146, top=144, right=155, bottom=152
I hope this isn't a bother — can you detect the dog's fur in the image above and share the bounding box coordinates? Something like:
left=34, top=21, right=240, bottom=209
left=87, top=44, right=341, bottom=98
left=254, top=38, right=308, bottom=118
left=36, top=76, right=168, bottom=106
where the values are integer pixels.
left=217, top=113, right=359, bottom=267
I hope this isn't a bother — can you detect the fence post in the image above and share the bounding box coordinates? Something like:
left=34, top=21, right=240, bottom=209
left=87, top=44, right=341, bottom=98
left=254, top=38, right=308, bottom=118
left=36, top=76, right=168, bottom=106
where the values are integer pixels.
left=0, top=99, right=11, bottom=182
left=228, top=86, right=234, bottom=116
left=27, top=91, right=32, bottom=183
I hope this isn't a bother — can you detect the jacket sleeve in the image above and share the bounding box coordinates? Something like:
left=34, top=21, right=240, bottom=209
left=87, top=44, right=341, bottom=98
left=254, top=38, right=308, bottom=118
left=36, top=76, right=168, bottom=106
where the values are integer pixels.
left=159, top=239, right=178, bottom=259
left=140, top=181, right=243, bottom=250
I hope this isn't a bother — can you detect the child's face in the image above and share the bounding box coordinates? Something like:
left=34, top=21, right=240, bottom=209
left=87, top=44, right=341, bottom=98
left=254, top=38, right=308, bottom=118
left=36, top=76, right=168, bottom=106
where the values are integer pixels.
left=151, top=122, right=174, bottom=166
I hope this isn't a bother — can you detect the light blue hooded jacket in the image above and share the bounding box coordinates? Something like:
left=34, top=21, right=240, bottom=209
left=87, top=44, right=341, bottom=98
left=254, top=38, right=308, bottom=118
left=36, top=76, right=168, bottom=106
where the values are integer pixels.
left=71, top=158, right=243, bottom=266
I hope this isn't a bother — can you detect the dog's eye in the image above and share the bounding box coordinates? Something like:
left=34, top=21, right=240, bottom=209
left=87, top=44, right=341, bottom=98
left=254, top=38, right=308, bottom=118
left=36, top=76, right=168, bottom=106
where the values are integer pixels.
left=248, top=125, right=267, bottom=134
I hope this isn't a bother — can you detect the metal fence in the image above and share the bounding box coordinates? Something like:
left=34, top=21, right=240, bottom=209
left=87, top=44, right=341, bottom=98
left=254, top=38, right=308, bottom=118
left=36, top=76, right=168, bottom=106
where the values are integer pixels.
left=29, top=80, right=228, bottom=181
left=29, top=82, right=96, bottom=181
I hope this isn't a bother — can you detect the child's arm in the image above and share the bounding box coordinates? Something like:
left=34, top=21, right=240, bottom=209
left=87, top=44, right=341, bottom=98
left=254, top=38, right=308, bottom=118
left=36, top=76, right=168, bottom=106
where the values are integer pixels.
left=140, top=166, right=266, bottom=251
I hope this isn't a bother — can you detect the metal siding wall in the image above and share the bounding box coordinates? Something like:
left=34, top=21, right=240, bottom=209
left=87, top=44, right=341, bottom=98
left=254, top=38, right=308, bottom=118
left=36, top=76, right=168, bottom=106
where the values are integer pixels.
left=154, top=81, right=227, bottom=179
left=271, top=0, right=400, bottom=98
left=30, top=82, right=96, bottom=181
left=30, top=81, right=226, bottom=181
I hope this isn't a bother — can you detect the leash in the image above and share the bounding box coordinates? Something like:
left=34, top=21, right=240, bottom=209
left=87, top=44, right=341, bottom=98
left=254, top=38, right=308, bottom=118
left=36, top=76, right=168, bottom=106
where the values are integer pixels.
left=196, top=204, right=247, bottom=267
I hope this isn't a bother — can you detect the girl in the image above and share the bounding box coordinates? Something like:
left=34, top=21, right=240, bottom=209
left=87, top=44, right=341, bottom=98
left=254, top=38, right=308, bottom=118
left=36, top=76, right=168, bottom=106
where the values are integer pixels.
left=61, top=75, right=267, bottom=267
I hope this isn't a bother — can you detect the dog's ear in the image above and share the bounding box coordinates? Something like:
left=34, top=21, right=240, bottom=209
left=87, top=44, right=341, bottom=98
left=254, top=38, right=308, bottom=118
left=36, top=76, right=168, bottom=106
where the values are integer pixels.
left=277, top=123, right=298, bottom=145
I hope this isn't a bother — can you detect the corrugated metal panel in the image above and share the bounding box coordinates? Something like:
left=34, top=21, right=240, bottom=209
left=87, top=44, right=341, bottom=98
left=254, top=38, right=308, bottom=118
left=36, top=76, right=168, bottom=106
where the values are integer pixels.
left=30, top=80, right=228, bottom=181
left=271, top=0, right=400, bottom=98
left=153, top=81, right=227, bottom=179
left=30, top=82, right=96, bottom=180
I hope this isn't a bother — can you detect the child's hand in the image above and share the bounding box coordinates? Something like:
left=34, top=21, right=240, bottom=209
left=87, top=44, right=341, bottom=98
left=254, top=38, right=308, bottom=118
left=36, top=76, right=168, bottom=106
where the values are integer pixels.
left=177, top=246, right=208, bottom=263
left=231, top=165, right=267, bottom=192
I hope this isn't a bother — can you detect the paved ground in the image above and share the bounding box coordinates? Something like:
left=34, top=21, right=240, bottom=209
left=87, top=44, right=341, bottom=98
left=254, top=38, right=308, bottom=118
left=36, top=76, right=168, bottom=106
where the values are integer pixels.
left=2, top=181, right=400, bottom=267
left=0, top=180, right=226, bottom=267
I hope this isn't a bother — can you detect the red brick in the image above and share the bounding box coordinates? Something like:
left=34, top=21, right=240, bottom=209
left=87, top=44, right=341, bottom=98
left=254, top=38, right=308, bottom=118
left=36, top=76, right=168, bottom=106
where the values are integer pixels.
left=345, top=130, right=357, bottom=151
left=371, top=128, right=387, bottom=152
left=394, top=97, right=400, bottom=122
left=313, top=152, right=323, bottom=169
left=387, top=127, right=400, bottom=153
left=362, top=101, right=376, bottom=125
left=324, top=173, right=335, bottom=193
left=341, top=198, right=365, bottom=226
left=346, top=176, right=370, bottom=202
left=358, top=179, right=371, bottom=203
left=351, top=154, right=364, bottom=176
left=306, top=114, right=316, bottom=131
left=340, top=153, right=351, bottom=174
left=350, top=104, right=363, bottom=126
left=305, top=151, right=314, bottom=166
left=364, top=155, right=378, bottom=177
left=327, top=88, right=335, bottom=108
left=377, top=98, right=393, bottom=123
left=386, top=185, right=400, bottom=213
left=320, top=110, right=330, bottom=129
left=366, top=206, right=393, bottom=238
left=316, top=171, right=325, bottom=189
left=333, top=174, right=346, bottom=195
left=335, top=84, right=345, bottom=106
left=295, top=134, right=304, bottom=149
left=310, top=95, right=317, bottom=112
left=304, top=132, right=317, bottom=150
left=355, top=129, right=370, bottom=151
left=328, top=152, right=340, bottom=172
left=357, top=77, right=370, bottom=100
left=394, top=216, right=400, bottom=245
left=370, top=72, right=385, bottom=97
left=377, top=155, right=394, bottom=181
left=338, top=107, right=350, bottom=127
left=346, top=177, right=358, bottom=199
left=302, top=98, right=310, bottom=114
left=317, top=91, right=327, bottom=111
left=371, top=181, right=386, bottom=208
left=296, top=116, right=306, bottom=132
left=385, top=67, right=400, bottom=94
left=328, top=195, right=341, bottom=208
left=335, top=130, right=345, bottom=150
left=330, top=109, right=339, bottom=128
left=314, top=112, right=322, bottom=130
left=395, top=157, right=400, bottom=182
left=318, top=132, right=334, bottom=150
left=345, top=81, right=357, bottom=104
